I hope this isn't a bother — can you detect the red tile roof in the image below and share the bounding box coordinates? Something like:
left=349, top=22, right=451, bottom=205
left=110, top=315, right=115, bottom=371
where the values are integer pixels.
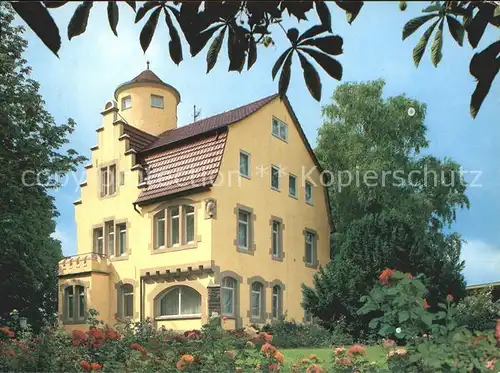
left=123, top=123, right=158, bottom=151
left=142, top=93, right=279, bottom=152
left=114, top=69, right=181, bottom=102
left=135, top=131, right=227, bottom=204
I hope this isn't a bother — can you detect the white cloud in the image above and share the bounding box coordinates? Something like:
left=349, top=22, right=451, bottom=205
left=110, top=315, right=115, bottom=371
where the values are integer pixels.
left=461, top=239, right=500, bottom=286
left=51, top=228, right=76, bottom=257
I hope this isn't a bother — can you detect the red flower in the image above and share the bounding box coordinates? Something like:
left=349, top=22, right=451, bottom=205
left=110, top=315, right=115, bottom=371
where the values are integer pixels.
left=408, top=273, right=414, bottom=280
left=486, top=360, right=496, bottom=370
left=80, top=360, right=91, bottom=371
left=423, top=298, right=430, bottom=309
left=258, top=332, right=273, bottom=343
left=495, top=319, right=500, bottom=346
left=335, top=357, right=352, bottom=366
left=261, top=342, right=277, bottom=357
left=268, top=362, right=280, bottom=372
left=347, top=344, right=367, bottom=356
left=130, top=342, right=148, bottom=359
left=72, top=330, right=88, bottom=347
left=90, top=363, right=102, bottom=371
left=105, top=329, right=120, bottom=341
left=446, top=294, right=454, bottom=302
left=379, top=268, right=394, bottom=286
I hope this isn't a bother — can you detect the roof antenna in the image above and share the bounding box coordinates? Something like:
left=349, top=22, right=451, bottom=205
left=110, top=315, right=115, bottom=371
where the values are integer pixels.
left=193, top=105, right=201, bottom=122
left=146, top=60, right=150, bottom=70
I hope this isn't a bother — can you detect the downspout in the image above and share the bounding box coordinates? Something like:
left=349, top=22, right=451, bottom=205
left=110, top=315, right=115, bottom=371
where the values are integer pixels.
left=133, top=202, right=141, bottom=215
left=140, top=276, right=145, bottom=322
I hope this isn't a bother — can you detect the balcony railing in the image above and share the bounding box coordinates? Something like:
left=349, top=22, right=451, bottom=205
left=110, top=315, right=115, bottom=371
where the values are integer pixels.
left=58, top=252, right=110, bottom=276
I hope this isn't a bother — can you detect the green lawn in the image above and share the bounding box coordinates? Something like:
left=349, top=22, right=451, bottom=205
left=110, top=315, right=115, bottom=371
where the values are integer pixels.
left=282, top=346, right=386, bottom=370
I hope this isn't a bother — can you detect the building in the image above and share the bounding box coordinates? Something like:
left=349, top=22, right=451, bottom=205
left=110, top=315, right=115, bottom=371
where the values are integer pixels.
left=57, top=68, right=333, bottom=331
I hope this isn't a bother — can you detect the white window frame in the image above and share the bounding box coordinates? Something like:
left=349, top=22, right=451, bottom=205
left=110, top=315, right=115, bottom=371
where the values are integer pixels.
left=251, top=283, right=262, bottom=319
left=272, top=117, right=288, bottom=141
left=272, top=220, right=280, bottom=257
left=305, top=231, right=315, bottom=265
left=272, top=286, right=281, bottom=319
left=271, top=165, right=280, bottom=190
left=151, top=94, right=164, bottom=109
left=158, top=287, right=201, bottom=319
left=169, top=207, right=180, bottom=247
left=305, top=181, right=313, bottom=204
left=155, top=211, right=166, bottom=249
left=289, top=174, right=297, bottom=198
left=121, top=284, right=134, bottom=318
left=183, top=206, right=195, bottom=244
left=221, top=277, right=236, bottom=316
left=117, top=223, right=126, bottom=256
left=105, top=221, right=115, bottom=257
left=238, top=211, right=250, bottom=250
left=94, top=228, right=104, bottom=254
left=239, top=150, right=250, bottom=178
left=121, top=95, right=132, bottom=110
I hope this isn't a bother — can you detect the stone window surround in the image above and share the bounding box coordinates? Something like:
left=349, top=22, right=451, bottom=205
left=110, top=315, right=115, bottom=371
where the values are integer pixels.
left=91, top=217, right=131, bottom=261
left=269, top=216, right=285, bottom=261
left=247, top=276, right=268, bottom=324
left=268, top=279, right=286, bottom=323
left=272, top=116, right=288, bottom=143
left=305, top=181, right=313, bottom=205
left=303, top=228, right=319, bottom=269
left=233, top=204, right=256, bottom=255
left=239, top=149, right=251, bottom=179
left=121, top=95, right=132, bottom=110
left=60, top=279, right=89, bottom=325
left=98, top=160, right=120, bottom=200
left=148, top=280, right=207, bottom=322
left=288, top=173, right=298, bottom=199
left=219, top=271, right=243, bottom=320
left=149, top=198, right=201, bottom=254
left=270, top=164, right=281, bottom=191
left=115, top=279, right=139, bottom=320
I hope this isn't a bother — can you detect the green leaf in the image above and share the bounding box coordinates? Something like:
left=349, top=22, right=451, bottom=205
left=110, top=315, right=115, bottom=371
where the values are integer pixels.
left=125, top=1, right=136, bottom=11
left=278, top=53, right=293, bottom=98
left=379, top=324, right=395, bottom=336
left=398, top=310, right=410, bottom=323
left=297, top=25, right=327, bottom=43
left=272, top=48, right=293, bottom=80
left=139, top=7, right=161, bottom=53
left=368, top=318, right=379, bottom=329
left=11, top=1, right=61, bottom=56
left=315, top=1, right=332, bottom=32
left=107, top=1, right=119, bottom=36
left=335, top=1, right=363, bottom=24
left=413, top=19, right=439, bottom=67
left=300, top=35, right=343, bottom=55
left=431, top=18, right=444, bottom=67
left=402, top=14, right=438, bottom=40
left=189, top=24, right=224, bottom=57
left=206, top=26, right=226, bottom=73
left=43, top=1, right=68, bottom=8
left=466, top=6, right=490, bottom=48
left=247, top=36, right=257, bottom=70
left=421, top=312, right=434, bottom=326
left=422, top=4, right=442, bottom=13
left=446, top=15, right=464, bottom=46
left=164, top=9, right=182, bottom=65
left=298, top=51, right=322, bottom=101
left=67, top=1, right=93, bottom=40
left=287, top=28, right=299, bottom=44
left=227, top=26, right=247, bottom=72
left=135, top=1, right=160, bottom=23
left=300, top=47, right=342, bottom=80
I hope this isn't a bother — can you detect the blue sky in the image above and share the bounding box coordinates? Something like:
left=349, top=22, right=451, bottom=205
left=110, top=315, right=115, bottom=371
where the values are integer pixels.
left=17, top=2, right=499, bottom=285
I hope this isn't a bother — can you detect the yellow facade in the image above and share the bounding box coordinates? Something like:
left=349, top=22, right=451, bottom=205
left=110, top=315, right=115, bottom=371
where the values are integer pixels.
left=58, top=69, right=332, bottom=332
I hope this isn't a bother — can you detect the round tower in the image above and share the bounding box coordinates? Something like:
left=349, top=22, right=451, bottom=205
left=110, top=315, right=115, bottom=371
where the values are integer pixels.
left=114, top=68, right=180, bottom=136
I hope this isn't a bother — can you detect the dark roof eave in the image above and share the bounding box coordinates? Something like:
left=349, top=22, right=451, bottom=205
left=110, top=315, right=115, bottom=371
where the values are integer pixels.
left=134, top=185, right=212, bottom=207
left=114, top=80, right=181, bottom=104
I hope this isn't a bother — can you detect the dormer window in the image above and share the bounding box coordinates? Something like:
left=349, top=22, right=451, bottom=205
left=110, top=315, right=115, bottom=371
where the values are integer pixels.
left=121, top=95, right=132, bottom=110
left=272, top=118, right=288, bottom=142
left=151, top=94, right=164, bottom=109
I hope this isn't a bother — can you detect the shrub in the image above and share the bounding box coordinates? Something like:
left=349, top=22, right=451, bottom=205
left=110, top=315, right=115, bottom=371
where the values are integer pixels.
left=456, top=286, right=500, bottom=331
left=261, top=318, right=353, bottom=348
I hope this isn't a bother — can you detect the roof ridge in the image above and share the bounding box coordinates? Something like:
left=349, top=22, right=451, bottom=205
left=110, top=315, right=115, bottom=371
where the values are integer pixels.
left=158, top=93, right=278, bottom=138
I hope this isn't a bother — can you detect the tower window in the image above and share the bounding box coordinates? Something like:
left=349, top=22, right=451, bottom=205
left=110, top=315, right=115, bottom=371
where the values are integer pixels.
left=151, top=95, right=164, bottom=109
left=121, top=95, right=132, bottom=110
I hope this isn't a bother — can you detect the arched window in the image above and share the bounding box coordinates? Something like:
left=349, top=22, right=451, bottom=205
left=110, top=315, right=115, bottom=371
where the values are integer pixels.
left=221, top=277, right=236, bottom=316
left=251, top=282, right=263, bottom=319
left=64, top=284, right=86, bottom=322
left=120, top=284, right=134, bottom=318
left=158, top=286, right=201, bottom=317
left=272, top=285, right=282, bottom=319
